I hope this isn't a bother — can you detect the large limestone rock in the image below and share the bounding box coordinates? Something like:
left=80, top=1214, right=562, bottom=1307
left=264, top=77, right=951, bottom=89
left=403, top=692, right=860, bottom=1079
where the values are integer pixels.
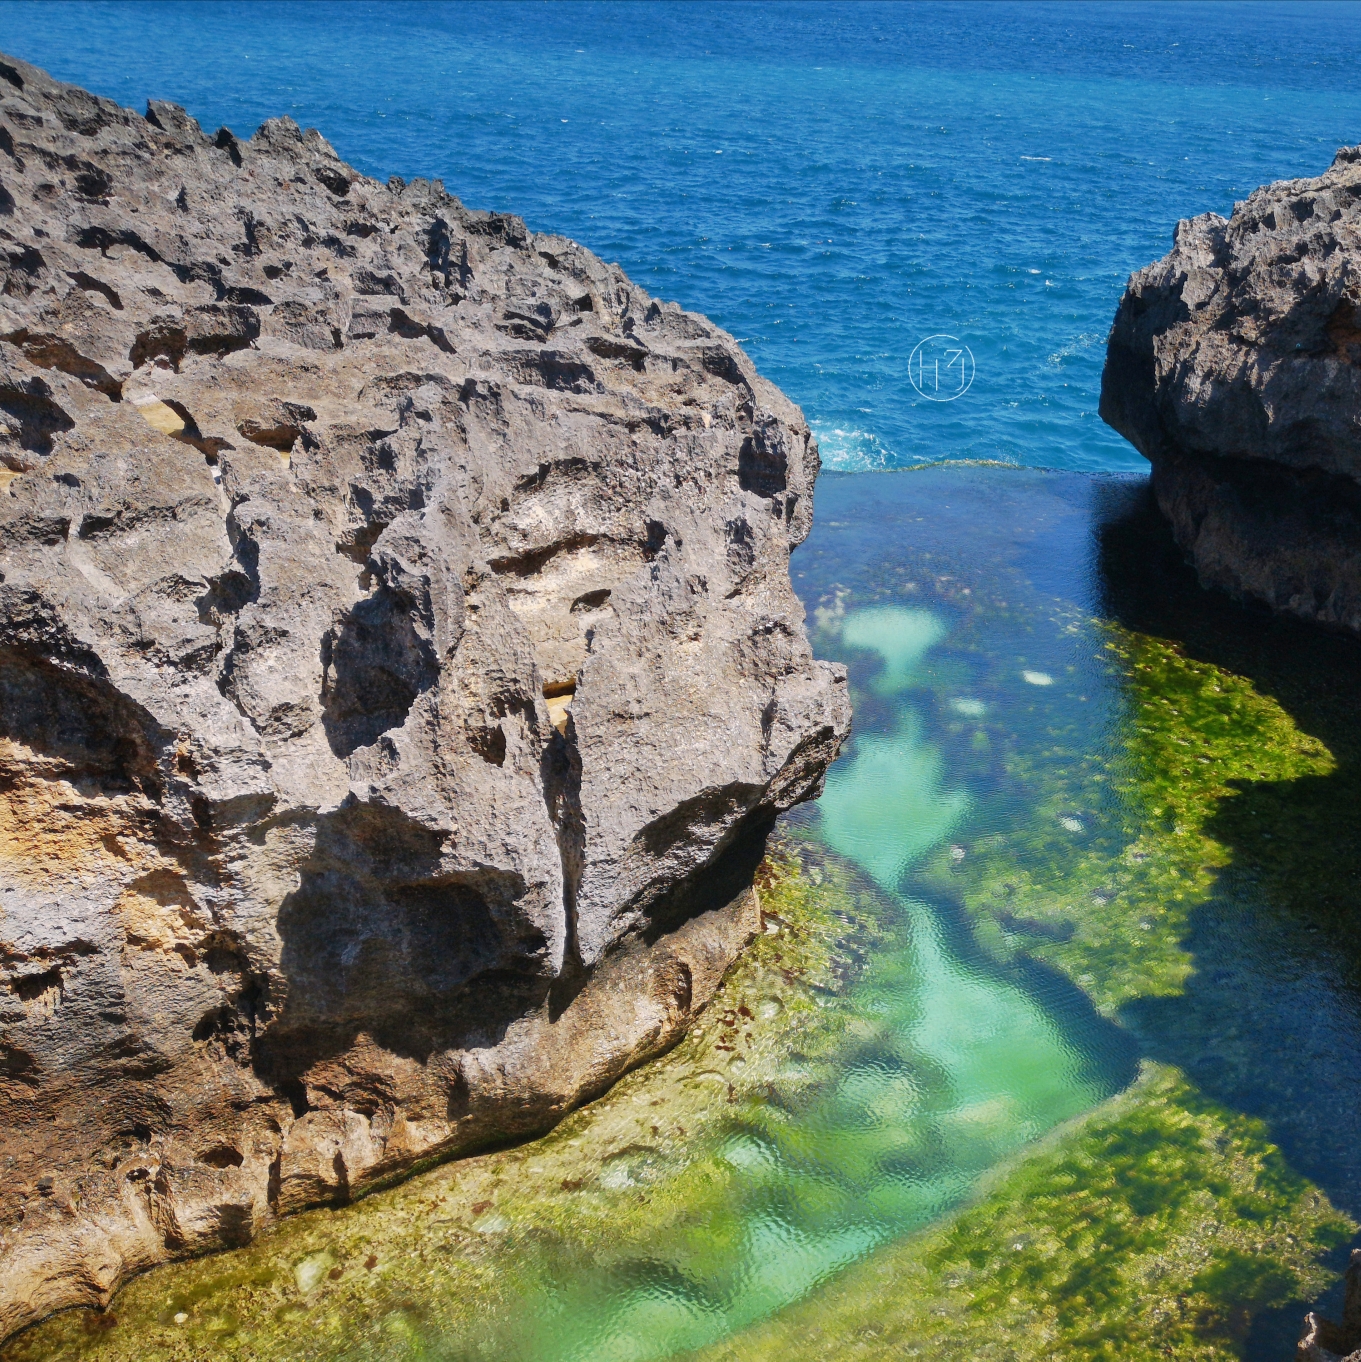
left=0, top=54, right=849, bottom=1338
left=1101, top=145, right=1361, bottom=632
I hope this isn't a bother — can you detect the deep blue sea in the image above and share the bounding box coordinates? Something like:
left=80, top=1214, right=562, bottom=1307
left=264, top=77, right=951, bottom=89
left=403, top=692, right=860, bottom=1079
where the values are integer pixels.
left=4, top=1, right=1361, bottom=473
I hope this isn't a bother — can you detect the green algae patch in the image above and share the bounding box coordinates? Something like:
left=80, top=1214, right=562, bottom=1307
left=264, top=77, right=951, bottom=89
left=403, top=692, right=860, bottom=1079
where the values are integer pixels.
left=694, top=1063, right=1354, bottom=1362
left=0, top=845, right=889, bottom=1362
left=1112, top=631, right=1335, bottom=828
left=910, top=622, right=1336, bottom=1018
left=790, top=466, right=1360, bottom=1361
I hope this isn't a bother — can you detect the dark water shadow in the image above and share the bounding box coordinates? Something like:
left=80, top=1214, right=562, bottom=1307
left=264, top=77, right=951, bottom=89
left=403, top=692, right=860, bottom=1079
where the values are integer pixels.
left=1096, top=482, right=1361, bottom=1359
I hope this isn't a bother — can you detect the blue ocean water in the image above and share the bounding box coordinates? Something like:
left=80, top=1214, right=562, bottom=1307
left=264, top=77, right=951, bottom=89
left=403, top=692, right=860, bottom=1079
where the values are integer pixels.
left=5, top=2, right=1361, bottom=473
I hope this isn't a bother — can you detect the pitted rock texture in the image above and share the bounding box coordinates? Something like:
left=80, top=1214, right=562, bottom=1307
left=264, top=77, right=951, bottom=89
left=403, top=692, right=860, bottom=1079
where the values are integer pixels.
left=1101, top=145, right=1361, bottom=633
left=0, top=54, right=849, bottom=1339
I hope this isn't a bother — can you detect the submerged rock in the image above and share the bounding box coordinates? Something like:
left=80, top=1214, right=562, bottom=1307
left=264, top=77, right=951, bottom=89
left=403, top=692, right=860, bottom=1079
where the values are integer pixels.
left=1100, top=146, right=1361, bottom=633
left=1299, top=1249, right=1361, bottom=1361
left=0, top=53, right=848, bottom=1339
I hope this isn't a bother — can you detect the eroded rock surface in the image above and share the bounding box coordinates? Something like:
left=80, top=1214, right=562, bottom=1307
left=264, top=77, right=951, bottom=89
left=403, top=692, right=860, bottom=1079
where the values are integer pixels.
left=1101, top=145, right=1361, bottom=632
left=0, top=53, right=848, bottom=1339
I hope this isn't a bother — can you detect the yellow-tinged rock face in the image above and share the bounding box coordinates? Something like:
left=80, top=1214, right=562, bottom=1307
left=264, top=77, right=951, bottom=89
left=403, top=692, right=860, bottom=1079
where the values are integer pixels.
left=130, top=395, right=187, bottom=438
left=543, top=682, right=575, bottom=735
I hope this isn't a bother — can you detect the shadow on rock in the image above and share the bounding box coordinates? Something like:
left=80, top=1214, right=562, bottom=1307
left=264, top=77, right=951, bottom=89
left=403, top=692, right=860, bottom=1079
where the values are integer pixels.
left=260, top=799, right=551, bottom=1088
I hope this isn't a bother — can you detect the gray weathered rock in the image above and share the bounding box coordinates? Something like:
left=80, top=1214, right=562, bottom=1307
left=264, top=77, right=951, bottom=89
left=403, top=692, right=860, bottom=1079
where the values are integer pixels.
left=0, top=53, right=849, bottom=1339
left=1101, top=145, right=1361, bottom=632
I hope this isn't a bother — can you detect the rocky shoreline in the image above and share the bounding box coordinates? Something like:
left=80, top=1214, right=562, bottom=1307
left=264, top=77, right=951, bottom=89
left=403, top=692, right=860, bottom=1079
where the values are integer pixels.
left=0, top=54, right=848, bottom=1341
left=1101, top=146, right=1361, bottom=635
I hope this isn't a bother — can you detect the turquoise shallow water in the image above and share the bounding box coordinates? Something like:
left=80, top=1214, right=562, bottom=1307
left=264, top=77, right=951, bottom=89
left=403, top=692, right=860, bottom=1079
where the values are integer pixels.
left=467, top=588, right=1127, bottom=1361
left=5, top=1, right=1361, bottom=471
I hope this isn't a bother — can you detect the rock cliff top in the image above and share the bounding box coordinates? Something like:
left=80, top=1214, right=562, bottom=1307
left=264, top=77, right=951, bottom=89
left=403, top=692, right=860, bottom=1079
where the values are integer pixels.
left=1101, top=146, right=1361, bottom=632
left=0, top=53, right=848, bottom=1338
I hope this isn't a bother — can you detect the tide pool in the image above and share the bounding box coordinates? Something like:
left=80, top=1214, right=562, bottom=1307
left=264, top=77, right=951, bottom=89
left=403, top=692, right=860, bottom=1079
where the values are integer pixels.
left=13, top=464, right=1361, bottom=1362
left=490, top=610, right=1121, bottom=1362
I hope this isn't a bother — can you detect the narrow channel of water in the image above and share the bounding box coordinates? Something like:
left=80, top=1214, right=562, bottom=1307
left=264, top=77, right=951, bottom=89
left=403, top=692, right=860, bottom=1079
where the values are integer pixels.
left=467, top=596, right=1130, bottom=1360
left=11, top=464, right=1361, bottom=1362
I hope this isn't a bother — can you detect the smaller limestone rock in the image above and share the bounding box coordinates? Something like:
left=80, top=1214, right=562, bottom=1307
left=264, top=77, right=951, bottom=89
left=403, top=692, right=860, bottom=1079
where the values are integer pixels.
left=1101, top=146, right=1361, bottom=633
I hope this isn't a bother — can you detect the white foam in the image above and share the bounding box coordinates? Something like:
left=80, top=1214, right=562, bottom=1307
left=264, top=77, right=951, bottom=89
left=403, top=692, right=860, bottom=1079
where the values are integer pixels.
left=810, top=422, right=897, bottom=472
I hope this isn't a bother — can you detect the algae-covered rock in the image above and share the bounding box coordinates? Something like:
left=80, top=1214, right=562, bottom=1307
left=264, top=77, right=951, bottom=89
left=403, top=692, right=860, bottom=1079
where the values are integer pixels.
left=0, top=52, right=848, bottom=1339
left=1101, top=147, right=1361, bottom=633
